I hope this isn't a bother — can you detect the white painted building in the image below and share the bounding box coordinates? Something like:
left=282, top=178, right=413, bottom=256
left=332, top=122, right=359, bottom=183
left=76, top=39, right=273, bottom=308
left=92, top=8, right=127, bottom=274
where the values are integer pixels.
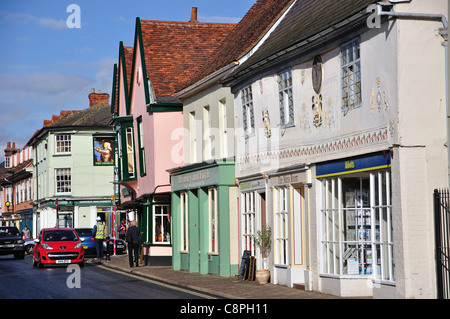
left=226, top=0, right=448, bottom=298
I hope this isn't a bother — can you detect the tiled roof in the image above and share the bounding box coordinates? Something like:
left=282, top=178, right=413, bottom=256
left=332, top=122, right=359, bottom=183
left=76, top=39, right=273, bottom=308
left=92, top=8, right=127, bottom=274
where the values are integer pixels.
left=230, top=0, right=379, bottom=77
left=139, top=19, right=235, bottom=98
left=48, top=104, right=112, bottom=128
left=176, top=0, right=295, bottom=91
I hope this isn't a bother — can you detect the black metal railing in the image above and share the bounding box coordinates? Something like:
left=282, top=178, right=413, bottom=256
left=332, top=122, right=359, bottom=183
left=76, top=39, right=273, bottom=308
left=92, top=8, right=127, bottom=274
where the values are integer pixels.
left=434, top=189, right=450, bottom=299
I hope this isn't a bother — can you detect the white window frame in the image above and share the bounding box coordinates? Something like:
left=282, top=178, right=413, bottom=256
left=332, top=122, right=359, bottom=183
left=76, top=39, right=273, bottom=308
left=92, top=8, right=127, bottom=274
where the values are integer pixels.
left=126, top=127, right=135, bottom=178
left=277, top=69, right=294, bottom=127
left=341, top=38, right=362, bottom=112
left=203, top=105, right=212, bottom=161
left=318, top=171, right=394, bottom=283
left=55, top=168, right=71, bottom=195
left=189, top=111, right=197, bottom=163
left=218, top=99, right=228, bottom=159
left=180, top=192, right=189, bottom=252
left=55, top=134, right=71, bottom=155
left=5, top=156, right=11, bottom=168
left=241, top=86, right=255, bottom=137
left=241, top=191, right=256, bottom=256
left=274, top=187, right=289, bottom=265
left=153, top=204, right=171, bottom=245
left=208, top=188, right=218, bottom=254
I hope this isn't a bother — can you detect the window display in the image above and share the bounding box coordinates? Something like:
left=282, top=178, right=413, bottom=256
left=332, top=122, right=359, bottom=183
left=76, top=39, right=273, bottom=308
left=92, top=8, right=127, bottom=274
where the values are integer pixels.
left=319, top=170, right=394, bottom=281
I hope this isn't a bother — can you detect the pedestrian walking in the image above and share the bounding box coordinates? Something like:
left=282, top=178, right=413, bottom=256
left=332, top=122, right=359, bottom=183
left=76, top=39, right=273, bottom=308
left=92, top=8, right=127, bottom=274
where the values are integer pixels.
left=126, top=220, right=142, bottom=267
left=117, top=219, right=127, bottom=240
left=22, top=225, right=32, bottom=239
left=92, top=216, right=107, bottom=260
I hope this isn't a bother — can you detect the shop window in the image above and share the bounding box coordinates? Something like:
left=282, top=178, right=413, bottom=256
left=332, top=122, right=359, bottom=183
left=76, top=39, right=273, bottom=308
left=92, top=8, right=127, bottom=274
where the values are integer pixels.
left=278, top=69, right=294, bottom=126
left=180, top=192, right=189, bottom=252
left=241, top=191, right=256, bottom=256
left=319, top=171, right=394, bottom=282
left=153, top=205, right=171, bottom=244
left=208, top=188, right=218, bottom=254
left=55, top=168, right=71, bottom=194
left=55, top=134, right=71, bottom=154
left=274, top=187, right=289, bottom=265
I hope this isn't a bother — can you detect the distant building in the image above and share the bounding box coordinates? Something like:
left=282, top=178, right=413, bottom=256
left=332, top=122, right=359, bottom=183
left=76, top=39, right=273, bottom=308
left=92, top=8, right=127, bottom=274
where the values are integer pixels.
left=0, top=142, right=33, bottom=233
left=28, top=91, right=115, bottom=235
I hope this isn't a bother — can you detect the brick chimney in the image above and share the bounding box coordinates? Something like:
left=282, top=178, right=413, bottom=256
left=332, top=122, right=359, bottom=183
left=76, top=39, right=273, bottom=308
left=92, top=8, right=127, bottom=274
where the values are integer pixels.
left=189, top=7, right=198, bottom=23
left=88, top=89, right=110, bottom=107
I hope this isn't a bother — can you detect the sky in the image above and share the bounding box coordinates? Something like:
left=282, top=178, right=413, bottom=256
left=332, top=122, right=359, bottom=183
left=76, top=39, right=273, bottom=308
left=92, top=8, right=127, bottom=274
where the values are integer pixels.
left=0, top=0, right=255, bottom=162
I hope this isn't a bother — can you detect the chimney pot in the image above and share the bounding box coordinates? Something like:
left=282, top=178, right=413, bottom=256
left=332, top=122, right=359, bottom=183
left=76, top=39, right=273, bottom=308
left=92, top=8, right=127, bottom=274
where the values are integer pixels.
left=190, top=7, right=198, bottom=23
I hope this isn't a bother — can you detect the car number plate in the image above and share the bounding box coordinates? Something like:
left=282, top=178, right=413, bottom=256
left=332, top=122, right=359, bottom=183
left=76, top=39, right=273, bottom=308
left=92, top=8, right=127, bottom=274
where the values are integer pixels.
left=56, top=260, right=71, bottom=264
left=117, top=245, right=124, bottom=248
left=6, top=244, right=14, bottom=248
left=83, top=246, right=88, bottom=249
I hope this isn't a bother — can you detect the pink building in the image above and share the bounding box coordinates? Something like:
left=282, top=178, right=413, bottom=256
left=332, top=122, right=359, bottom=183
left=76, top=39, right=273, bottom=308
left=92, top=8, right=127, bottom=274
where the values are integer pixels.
left=111, top=8, right=235, bottom=265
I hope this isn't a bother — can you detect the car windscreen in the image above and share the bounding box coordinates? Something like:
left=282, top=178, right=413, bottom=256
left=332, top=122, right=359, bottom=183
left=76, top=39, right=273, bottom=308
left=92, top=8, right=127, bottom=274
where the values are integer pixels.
left=0, top=227, right=20, bottom=237
left=43, top=230, right=78, bottom=242
left=75, top=229, right=92, bottom=237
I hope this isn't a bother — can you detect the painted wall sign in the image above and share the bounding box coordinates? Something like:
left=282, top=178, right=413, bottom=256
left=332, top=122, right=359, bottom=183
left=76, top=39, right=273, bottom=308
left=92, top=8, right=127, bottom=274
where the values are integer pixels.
left=316, top=151, right=391, bottom=178
left=93, top=136, right=115, bottom=166
left=171, top=167, right=219, bottom=192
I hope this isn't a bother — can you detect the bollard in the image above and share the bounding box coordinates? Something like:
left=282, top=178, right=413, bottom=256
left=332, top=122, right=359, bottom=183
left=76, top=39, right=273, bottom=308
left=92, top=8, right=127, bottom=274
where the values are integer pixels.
left=105, top=236, right=111, bottom=261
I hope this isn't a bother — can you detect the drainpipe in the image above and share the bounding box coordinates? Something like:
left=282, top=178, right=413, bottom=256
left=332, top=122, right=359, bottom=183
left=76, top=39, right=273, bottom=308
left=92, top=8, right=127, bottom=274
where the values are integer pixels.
left=378, top=5, right=448, bottom=186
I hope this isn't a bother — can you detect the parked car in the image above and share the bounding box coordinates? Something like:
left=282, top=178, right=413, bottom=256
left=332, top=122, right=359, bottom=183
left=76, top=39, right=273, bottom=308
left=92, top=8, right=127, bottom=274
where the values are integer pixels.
left=25, top=238, right=35, bottom=255
left=75, top=228, right=126, bottom=256
left=32, top=228, right=85, bottom=268
left=0, top=226, right=25, bottom=259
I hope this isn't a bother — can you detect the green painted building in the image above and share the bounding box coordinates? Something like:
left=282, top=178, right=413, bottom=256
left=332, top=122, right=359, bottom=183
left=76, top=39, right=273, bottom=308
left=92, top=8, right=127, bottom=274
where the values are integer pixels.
left=168, top=161, right=239, bottom=277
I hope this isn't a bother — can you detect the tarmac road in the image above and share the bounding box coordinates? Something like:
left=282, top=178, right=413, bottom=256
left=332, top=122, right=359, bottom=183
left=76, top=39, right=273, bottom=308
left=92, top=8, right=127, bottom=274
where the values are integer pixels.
left=0, top=255, right=216, bottom=299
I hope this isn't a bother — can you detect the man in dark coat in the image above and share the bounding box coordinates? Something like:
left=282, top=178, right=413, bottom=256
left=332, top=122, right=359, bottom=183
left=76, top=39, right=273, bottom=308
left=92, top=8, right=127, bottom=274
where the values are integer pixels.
left=126, top=220, right=142, bottom=267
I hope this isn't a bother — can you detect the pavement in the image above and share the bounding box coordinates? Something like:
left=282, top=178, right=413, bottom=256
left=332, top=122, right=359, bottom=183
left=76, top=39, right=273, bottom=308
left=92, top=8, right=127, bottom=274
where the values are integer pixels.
left=97, top=254, right=346, bottom=299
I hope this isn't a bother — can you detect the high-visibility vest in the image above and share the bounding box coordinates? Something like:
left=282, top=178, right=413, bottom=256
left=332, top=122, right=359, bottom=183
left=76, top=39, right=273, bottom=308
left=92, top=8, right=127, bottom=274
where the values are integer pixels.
left=95, top=223, right=105, bottom=239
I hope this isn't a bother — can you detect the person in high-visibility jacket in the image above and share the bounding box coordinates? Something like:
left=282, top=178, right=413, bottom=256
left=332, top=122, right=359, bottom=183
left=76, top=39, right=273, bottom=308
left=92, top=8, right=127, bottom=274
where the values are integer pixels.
left=92, top=216, right=107, bottom=260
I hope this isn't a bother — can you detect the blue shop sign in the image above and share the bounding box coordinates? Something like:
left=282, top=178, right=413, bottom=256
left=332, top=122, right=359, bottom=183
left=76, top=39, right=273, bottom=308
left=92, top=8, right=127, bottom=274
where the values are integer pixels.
left=316, top=152, right=391, bottom=178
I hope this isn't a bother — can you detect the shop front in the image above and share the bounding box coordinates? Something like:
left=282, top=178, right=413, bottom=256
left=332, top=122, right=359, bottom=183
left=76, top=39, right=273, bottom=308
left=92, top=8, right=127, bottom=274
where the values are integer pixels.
left=141, top=194, right=172, bottom=266
left=169, top=161, right=239, bottom=277
left=315, top=151, right=393, bottom=297
left=267, top=166, right=312, bottom=289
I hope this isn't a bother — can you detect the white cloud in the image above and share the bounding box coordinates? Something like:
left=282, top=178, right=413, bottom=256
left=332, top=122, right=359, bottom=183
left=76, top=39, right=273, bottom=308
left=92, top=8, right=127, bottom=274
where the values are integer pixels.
left=0, top=10, right=67, bottom=30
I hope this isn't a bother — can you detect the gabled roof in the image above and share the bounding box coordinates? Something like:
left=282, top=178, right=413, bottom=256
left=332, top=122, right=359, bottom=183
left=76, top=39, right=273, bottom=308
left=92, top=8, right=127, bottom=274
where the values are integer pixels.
left=111, top=44, right=134, bottom=115
left=136, top=18, right=236, bottom=101
left=226, top=0, right=379, bottom=83
left=176, top=0, right=295, bottom=92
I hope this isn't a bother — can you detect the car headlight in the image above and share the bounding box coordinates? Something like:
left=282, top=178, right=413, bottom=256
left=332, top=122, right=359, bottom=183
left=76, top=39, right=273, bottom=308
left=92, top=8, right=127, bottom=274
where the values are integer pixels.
left=17, top=239, right=25, bottom=244
left=41, top=243, right=53, bottom=249
left=74, top=243, right=83, bottom=249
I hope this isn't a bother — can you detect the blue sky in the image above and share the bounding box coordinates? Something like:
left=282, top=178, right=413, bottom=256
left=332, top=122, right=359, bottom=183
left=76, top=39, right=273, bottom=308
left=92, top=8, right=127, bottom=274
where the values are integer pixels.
left=0, top=0, right=255, bottom=162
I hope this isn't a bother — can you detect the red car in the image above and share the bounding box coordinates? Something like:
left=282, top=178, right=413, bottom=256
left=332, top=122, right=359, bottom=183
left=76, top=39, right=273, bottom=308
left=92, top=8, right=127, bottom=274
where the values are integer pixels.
left=33, top=228, right=85, bottom=268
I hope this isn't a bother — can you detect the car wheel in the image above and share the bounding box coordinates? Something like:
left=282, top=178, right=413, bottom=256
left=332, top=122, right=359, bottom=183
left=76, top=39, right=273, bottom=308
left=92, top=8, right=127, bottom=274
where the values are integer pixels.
left=32, top=255, right=38, bottom=267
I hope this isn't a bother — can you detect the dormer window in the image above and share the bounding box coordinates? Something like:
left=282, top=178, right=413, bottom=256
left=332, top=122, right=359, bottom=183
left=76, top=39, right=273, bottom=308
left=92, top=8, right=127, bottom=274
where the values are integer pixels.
left=5, top=156, right=11, bottom=168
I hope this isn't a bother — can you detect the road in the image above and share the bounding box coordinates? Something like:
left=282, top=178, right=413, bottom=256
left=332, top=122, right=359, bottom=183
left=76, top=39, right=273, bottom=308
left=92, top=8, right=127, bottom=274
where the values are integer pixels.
left=0, top=255, right=216, bottom=299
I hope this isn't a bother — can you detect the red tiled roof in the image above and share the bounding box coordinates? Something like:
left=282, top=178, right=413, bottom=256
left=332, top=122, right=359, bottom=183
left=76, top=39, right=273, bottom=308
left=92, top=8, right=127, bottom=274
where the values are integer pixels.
left=139, top=20, right=236, bottom=97
left=177, top=0, right=295, bottom=90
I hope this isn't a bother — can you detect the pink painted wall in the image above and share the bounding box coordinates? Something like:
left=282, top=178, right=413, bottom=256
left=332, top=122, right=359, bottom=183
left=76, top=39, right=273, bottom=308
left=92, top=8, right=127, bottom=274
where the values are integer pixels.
left=128, top=38, right=184, bottom=198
